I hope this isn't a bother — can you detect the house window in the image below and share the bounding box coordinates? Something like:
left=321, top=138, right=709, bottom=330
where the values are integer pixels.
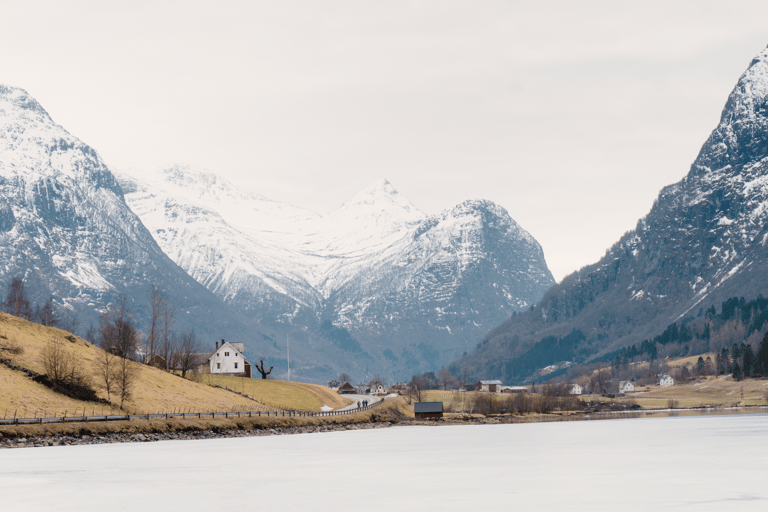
left=235, top=362, right=238, bottom=369
left=225, top=352, right=230, bottom=356
left=217, top=363, right=221, bottom=369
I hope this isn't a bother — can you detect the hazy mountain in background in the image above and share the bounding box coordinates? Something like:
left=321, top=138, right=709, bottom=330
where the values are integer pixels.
left=453, top=45, right=768, bottom=383
left=0, top=84, right=278, bottom=356
left=118, top=167, right=555, bottom=380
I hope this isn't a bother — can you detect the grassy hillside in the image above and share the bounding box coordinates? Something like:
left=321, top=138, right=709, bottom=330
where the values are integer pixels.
left=0, top=312, right=347, bottom=418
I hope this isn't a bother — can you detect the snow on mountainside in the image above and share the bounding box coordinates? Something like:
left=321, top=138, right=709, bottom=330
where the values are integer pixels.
left=118, top=166, right=555, bottom=378
left=455, top=45, right=768, bottom=384
left=0, top=85, right=277, bottom=351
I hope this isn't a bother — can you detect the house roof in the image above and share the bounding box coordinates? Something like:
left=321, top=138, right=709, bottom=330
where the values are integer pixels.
left=338, top=382, right=355, bottom=390
left=414, top=402, right=443, bottom=413
left=207, top=341, right=249, bottom=363
left=480, top=380, right=503, bottom=385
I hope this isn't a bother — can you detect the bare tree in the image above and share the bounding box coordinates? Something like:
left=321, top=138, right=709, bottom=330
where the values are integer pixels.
left=438, top=368, right=459, bottom=390
left=255, top=359, right=273, bottom=379
left=159, top=296, right=176, bottom=369
left=100, top=296, right=140, bottom=408
left=339, top=372, right=351, bottom=383
left=97, top=337, right=118, bottom=402
left=408, top=374, right=428, bottom=402
left=175, top=328, right=200, bottom=379
left=37, top=296, right=58, bottom=327
left=115, top=351, right=139, bottom=409
left=143, top=284, right=163, bottom=363
left=2, top=277, right=32, bottom=320
left=42, top=337, right=92, bottom=391
left=42, top=338, right=71, bottom=384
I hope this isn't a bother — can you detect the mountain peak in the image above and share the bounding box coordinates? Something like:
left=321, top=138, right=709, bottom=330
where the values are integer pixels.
left=329, top=179, right=424, bottom=222
left=691, top=45, right=768, bottom=176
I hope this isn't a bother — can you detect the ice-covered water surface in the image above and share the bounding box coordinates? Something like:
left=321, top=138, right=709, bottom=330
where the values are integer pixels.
left=1, top=414, right=766, bottom=511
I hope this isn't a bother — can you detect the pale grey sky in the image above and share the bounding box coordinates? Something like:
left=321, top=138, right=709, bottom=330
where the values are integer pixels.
left=2, top=1, right=768, bottom=281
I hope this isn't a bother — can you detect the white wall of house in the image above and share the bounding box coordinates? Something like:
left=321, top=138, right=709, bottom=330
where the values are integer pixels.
left=209, top=342, right=246, bottom=375
left=619, top=381, right=635, bottom=393
left=569, top=384, right=582, bottom=395
left=660, top=375, right=674, bottom=387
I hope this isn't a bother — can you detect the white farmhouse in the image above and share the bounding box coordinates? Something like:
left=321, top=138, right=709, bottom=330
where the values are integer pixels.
left=478, top=380, right=504, bottom=392
left=569, top=383, right=583, bottom=395
left=660, top=374, right=674, bottom=387
left=208, top=339, right=250, bottom=377
left=619, top=381, right=635, bottom=394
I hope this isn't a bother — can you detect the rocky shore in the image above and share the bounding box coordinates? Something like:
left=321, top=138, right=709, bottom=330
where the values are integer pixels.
left=0, top=421, right=394, bottom=449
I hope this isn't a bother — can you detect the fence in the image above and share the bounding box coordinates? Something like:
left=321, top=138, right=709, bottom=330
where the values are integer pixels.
left=0, top=398, right=383, bottom=426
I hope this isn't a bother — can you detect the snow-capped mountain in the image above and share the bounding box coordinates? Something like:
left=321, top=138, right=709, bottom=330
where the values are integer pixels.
left=455, top=45, right=768, bottom=383
left=0, top=84, right=277, bottom=351
left=117, top=166, right=555, bottom=378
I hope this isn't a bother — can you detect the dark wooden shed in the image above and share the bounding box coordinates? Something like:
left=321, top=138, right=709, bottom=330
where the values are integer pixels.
left=414, top=401, right=443, bottom=419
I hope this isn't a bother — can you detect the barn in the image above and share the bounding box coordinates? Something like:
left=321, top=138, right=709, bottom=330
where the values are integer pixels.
left=414, top=401, right=443, bottom=420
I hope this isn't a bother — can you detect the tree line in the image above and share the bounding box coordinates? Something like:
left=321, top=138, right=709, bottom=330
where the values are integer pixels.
left=614, top=295, right=768, bottom=380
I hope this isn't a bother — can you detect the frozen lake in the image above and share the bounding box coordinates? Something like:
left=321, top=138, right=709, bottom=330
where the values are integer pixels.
left=1, top=413, right=767, bottom=511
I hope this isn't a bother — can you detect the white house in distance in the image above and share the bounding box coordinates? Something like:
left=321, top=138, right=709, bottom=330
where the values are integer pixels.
left=478, top=380, right=504, bottom=392
left=569, top=383, right=583, bottom=395
left=619, top=381, right=635, bottom=394
left=208, top=339, right=250, bottom=377
left=660, top=374, right=674, bottom=387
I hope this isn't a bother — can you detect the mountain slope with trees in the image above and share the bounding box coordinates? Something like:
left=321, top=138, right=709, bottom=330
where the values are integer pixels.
left=452, top=45, right=768, bottom=384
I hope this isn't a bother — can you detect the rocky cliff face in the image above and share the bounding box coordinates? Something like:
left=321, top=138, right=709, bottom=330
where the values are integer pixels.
left=118, top=167, right=555, bottom=379
left=455, top=46, right=768, bottom=383
left=0, top=85, right=277, bottom=353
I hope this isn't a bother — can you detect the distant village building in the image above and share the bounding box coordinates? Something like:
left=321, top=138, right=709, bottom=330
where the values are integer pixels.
left=660, top=374, right=674, bottom=387
left=478, top=380, right=504, bottom=392
left=148, top=354, right=167, bottom=370
left=500, top=386, right=529, bottom=394
left=391, top=382, right=408, bottom=391
left=569, top=383, right=583, bottom=395
left=337, top=382, right=356, bottom=394
left=371, top=384, right=386, bottom=395
left=356, top=383, right=371, bottom=394
left=619, top=381, right=635, bottom=394
left=414, top=401, right=443, bottom=420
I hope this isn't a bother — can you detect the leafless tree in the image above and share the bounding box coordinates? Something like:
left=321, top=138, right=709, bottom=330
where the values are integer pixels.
left=438, top=368, right=459, bottom=390
left=2, top=277, right=32, bottom=320
left=97, top=338, right=118, bottom=402
left=37, top=296, right=58, bottom=327
left=159, top=296, right=176, bottom=369
left=408, top=374, right=428, bottom=402
left=339, top=372, right=351, bottom=383
left=255, top=359, right=273, bottom=379
left=99, top=296, right=140, bottom=408
left=42, top=337, right=91, bottom=390
left=143, top=284, right=164, bottom=363
left=115, top=351, right=139, bottom=409
left=175, top=328, right=200, bottom=379
left=42, top=338, right=71, bottom=384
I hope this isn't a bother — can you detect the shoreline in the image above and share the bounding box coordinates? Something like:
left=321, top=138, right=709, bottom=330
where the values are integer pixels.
left=2, top=404, right=766, bottom=450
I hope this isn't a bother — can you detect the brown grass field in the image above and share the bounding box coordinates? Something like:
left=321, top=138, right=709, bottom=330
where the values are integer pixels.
left=0, top=312, right=349, bottom=419
left=585, top=375, right=768, bottom=409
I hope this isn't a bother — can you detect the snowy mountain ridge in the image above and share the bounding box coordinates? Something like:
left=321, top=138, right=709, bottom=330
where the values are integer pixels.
left=117, top=165, right=556, bottom=377
left=455, top=45, right=768, bottom=384
left=0, top=84, right=278, bottom=351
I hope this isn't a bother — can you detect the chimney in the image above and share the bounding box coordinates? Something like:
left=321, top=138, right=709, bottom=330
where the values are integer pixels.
left=215, top=340, right=219, bottom=349
left=221, top=339, right=225, bottom=347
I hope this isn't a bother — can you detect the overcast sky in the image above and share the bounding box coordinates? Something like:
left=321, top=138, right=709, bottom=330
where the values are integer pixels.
left=3, top=1, right=768, bottom=281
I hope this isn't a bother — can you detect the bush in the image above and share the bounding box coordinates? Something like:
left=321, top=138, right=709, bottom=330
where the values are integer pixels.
left=0, top=335, right=23, bottom=355
left=41, top=337, right=99, bottom=402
